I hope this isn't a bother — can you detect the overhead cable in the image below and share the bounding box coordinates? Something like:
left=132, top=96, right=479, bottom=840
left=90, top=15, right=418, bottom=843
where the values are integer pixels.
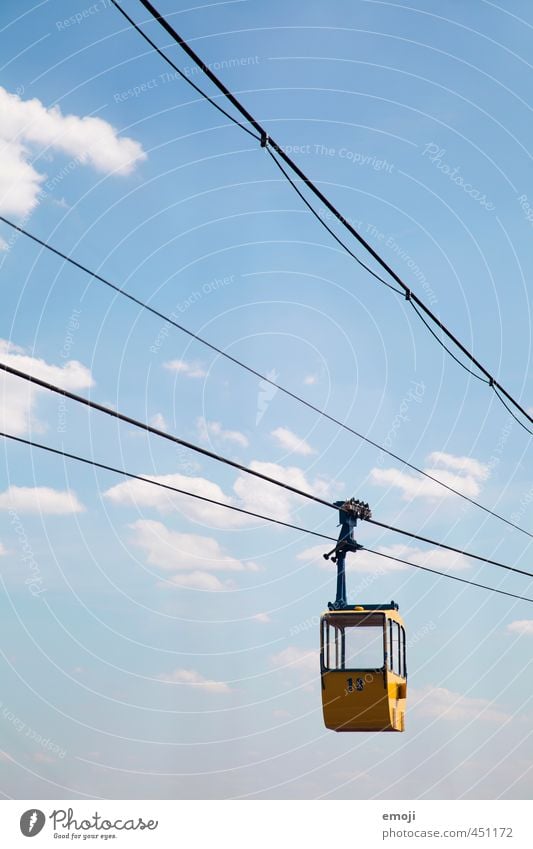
left=0, top=365, right=530, bottom=577
left=124, top=0, right=533, bottom=432
left=1, top=213, right=530, bottom=540
left=3, top=429, right=533, bottom=603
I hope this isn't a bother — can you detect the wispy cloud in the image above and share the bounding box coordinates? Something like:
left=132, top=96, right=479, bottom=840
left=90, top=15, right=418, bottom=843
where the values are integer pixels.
left=105, top=472, right=252, bottom=529
left=106, top=460, right=335, bottom=529
left=411, top=685, right=509, bottom=722
left=427, top=451, right=489, bottom=481
left=270, top=646, right=317, bottom=675
left=0, top=86, right=146, bottom=216
left=164, top=359, right=206, bottom=378
left=270, top=646, right=318, bottom=690
left=303, top=374, right=318, bottom=385
left=149, top=412, right=168, bottom=432
left=233, top=460, right=334, bottom=521
left=197, top=416, right=248, bottom=447
left=271, top=426, right=315, bottom=456
left=0, top=338, right=93, bottom=435
left=166, top=571, right=227, bottom=591
left=0, top=485, right=84, bottom=514
left=371, top=451, right=489, bottom=500
left=298, top=542, right=469, bottom=573
left=156, top=668, right=230, bottom=693
left=507, top=620, right=533, bottom=636
left=129, top=519, right=259, bottom=590
left=252, top=612, right=271, bottom=623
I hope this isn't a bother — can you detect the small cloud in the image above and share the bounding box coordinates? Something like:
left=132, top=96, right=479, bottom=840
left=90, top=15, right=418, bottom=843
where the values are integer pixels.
left=507, top=620, right=533, bottom=636
left=427, top=451, right=489, bottom=482
left=104, top=472, right=253, bottom=529
left=358, top=543, right=469, bottom=573
left=150, top=412, right=168, bottom=432
left=251, top=612, right=271, bottom=623
left=156, top=667, right=231, bottom=693
left=0, top=338, right=94, bottom=436
left=233, top=460, right=334, bottom=521
left=129, top=520, right=258, bottom=591
left=271, top=426, right=315, bottom=456
left=270, top=646, right=317, bottom=675
left=411, top=685, right=509, bottom=722
left=161, top=571, right=227, bottom=591
left=0, top=485, right=84, bottom=514
left=0, top=236, right=8, bottom=252
left=197, top=416, right=248, bottom=447
left=303, top=374, right=318, bottom=385
left=33, top=752, right=56, bottom=764
left=371, top=451, right=489, bottom=501
left=106, top=460, right=337, bottom=532
left=164, top=359, right=206, bottom=378
left=299, top=542, right=469, bottom=573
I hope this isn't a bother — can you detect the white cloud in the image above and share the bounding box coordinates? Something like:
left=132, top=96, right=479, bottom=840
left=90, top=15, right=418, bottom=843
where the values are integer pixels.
left=303, top=374, right=318, bottom=385
left=298, top=542, right=407, bottom=573
left=163, top=571, right=227, bottom=591
left=507, top=620, right=533, bottom=637
left=0, top=541, right=6, bottom=555
left=104, top=471, right=253, bottom=529
left=156, top=667, right=230, bottom=693
left=270, top=646, right=317, bottom=675
left=164, top=359, right=206, bottom=379
left=0, top=338, right=94, bottom=435
left=149, top=412, right=168, bottom=432
left=271, top=426, right=315, bottom=456
left=298, top=542, right=469, bottom=573
left=0, top=485, right=84, bottom=514
left=106, top=460, right=334, bottom=529
left=0, top=339, right=94, bottom=387
left=427, top=451, right=489, bottom=482
left=130, top=520, right=256, bottom=572
left=272, top=709, right=292, bottom=718
left=0, top=236, right=8, bottom=252
left=0, top=86, right=146, bottom=216
left=371, top=451, right=489, bottom=501
left=129, top=519, right=258, bottom=590
left=352, top=543, right=470, bottom=573
left=197, top=416, right=248, bottom=447
left=52, top=196, right=69, bottom=210
left=411, top=685, right=509, bottom=722
left=233, top=460, right=333, bottom=521
left=252, top=612, right=271, bottom=623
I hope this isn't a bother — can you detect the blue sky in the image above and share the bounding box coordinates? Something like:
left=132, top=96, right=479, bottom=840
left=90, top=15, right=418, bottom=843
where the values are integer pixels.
left=0, top=0, right=532, bottom=799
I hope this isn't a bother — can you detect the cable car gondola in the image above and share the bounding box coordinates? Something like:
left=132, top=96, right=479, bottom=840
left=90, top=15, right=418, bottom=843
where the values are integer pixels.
left=320, top=500, right=407, bottom=732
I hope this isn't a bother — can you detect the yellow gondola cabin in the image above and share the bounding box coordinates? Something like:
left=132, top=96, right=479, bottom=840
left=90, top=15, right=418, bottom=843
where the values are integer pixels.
left=320, top=603, right=407, bottom=732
